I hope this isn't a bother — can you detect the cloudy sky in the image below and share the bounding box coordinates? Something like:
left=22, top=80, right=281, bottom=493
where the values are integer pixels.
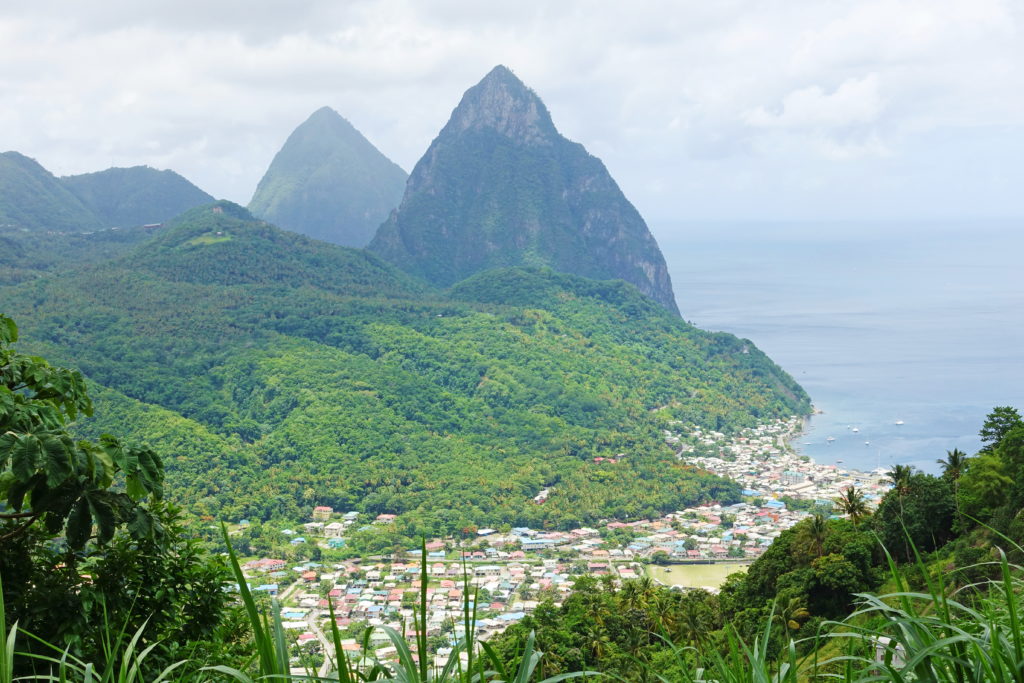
left=2, top=0, right=1022, bottom=230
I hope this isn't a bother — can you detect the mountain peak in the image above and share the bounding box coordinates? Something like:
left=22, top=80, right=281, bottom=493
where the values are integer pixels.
left=248, top=108, right=407, bottom=248
left=369, top=67, right=680, bottom=315
left=443, top=65, right=556, bottom=145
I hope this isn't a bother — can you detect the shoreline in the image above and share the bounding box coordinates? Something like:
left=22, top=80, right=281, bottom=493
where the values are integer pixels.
left=673, top=414, right=891, bottom=507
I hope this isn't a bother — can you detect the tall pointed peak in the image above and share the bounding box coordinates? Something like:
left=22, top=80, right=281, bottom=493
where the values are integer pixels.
left=443, top=65, right=556, bottom=144
left=370, top=67, right=680, bottom=315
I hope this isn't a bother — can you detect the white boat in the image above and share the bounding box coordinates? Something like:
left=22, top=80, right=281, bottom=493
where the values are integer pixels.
left=865, top=441, right=870, bottom=446
left=852, top=427, right=859, bottom=433
left=894, top=420, right=905, bottom=426
left=826, top=436, right=835, bottom=442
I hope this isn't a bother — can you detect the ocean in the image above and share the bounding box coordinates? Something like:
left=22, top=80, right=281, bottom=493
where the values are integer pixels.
left=656, top=220, right=1024, bottom=475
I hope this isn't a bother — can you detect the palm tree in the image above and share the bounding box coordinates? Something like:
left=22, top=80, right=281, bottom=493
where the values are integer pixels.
left=800, top=511, right=830, bottom=558
left=887, top=464, right=914, bottom=495
left=887, top=463, right=916, bottom=559
left=938, top=448, right=970, bottom=523
left=937, top=448, right=969, bottom=481
left=834, top=486, right=870, bottom=526
left=774, top=597, right=811, bottom=633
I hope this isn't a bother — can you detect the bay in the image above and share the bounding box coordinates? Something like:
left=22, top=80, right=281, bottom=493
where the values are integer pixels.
left=656, top=220, right=1024, bottom=474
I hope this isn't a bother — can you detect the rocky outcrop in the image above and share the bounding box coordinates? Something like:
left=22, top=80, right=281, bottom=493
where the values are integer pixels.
left=369, top=66, right=679, bottom=315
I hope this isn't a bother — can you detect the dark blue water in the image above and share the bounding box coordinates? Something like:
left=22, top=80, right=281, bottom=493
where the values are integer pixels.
left=657, top=220, right=1024, bottom=474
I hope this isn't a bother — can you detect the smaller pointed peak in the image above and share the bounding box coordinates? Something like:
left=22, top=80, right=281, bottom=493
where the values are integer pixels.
left=292, top=107, right=358, bottom=140
left=304, top=107, right=352, bottom=129
left=309, top=106, right=341, bottom=120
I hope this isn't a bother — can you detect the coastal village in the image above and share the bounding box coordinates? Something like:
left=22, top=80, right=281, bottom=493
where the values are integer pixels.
left=237, top=416, right=894, bottom=671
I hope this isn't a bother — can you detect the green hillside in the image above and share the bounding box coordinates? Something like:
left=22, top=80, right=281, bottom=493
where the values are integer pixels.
left=0, top=202, right=809, bottom=533
left=61, top=165, right=214, bottom=227
left=0, top=151, right=102, bottom=232
left=0, top=226, right=154, bottom=285
left=249, top=107, right=408, bottom=248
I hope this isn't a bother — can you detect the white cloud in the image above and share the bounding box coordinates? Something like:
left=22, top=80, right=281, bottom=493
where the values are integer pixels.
left=744, top=75, right=885, bottom=130
left=0, top=0, right=1021, bottom=220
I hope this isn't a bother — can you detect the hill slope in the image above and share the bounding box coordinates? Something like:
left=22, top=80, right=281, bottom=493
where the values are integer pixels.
left=249, top=107, right=408, bottom=248
left=369, top=66, right=680, bottom=315
left=61, top=165, right=214, bottom=227
left=0, top=202, right=809, bottom=531
left=0, top=151, right=102, bottom=232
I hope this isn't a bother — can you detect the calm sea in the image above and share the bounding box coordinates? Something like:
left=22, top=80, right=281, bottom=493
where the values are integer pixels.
left=656, top=220, right=1024, bottom=475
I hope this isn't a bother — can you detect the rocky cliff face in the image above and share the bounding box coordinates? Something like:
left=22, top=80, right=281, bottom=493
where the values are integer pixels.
left=369, top=66, right=679, bottom=315
left=249, top=107, right=408, bottom=248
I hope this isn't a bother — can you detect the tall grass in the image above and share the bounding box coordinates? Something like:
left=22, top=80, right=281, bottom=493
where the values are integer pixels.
left=1, top=526, right=584, bottom=682
left=209, top=526, right=588, bottom=683
left=627, top=536, right=1024, bottom=681
left=7, top=528, right=1024, bottom=681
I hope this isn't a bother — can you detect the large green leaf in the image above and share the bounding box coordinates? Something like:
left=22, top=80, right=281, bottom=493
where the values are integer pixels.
left=0, top=314, right=17, bottom=344
left=86, top=492, right=117, bottom=545
left=0, top=431, right=15, bottom=471
left=9, top=432, right=41, bottom=482
left=66, top=497, right=92, bottom=549
left=41, top=433, right=74, bottom=487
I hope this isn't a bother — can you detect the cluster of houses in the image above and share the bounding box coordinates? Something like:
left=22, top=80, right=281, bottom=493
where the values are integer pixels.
left=234, top=415, right=895, bottom=671
left=239, top=552, right=644, bottom=667
left=678, top=417, right=892, bottom=505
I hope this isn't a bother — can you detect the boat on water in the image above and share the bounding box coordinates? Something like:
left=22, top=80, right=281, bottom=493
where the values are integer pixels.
left=852, top=427, right=860, bottom=433
left=894, top=420, right=905, bottom=425
left=826, top=436, right=836, bottom=442
left=865, top=441, right=871, bottom=446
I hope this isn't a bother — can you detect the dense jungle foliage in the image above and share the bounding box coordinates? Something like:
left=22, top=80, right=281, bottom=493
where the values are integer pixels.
left=0, top=202, right=809, bottom=534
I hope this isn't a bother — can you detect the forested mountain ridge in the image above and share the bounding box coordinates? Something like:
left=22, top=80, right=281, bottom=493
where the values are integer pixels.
left=369, top=65, right=681, bottom=315
left=61, top=165, right=214, bottom=228
left=126, top=201, right=423, bottom=296
left=0, top=151, right=102, bottom=232
left=0, top=201, right=809, bottom=531
left=249, top=107, right=408, bottom=248
left=0, top=152, right=214, bottom=234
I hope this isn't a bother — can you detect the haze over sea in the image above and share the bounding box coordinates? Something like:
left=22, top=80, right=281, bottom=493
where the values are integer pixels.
left=658, top=220, right=1024, bottom=475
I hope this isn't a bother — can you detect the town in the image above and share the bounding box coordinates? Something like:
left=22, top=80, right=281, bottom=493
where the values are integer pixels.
left=236, top=416, right=893, bottom=673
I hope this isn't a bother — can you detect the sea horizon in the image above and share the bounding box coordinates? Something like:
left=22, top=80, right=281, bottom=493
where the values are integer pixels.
left=656, top=218, right=1024, bottom=475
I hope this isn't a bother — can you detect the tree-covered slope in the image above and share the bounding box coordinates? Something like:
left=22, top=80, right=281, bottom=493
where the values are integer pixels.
left=369, top=66, right=680, bottom=315
left=0, top=202, right=809, bottom=531
left=0, top=226, right=154, bottom=285
left=249, top=107, right=408, bottom=248
left=0, top=151, right=102, bottom=232
left=61, top=165, right=214, bottom=227
left=128, top=201, right=423, bottom=297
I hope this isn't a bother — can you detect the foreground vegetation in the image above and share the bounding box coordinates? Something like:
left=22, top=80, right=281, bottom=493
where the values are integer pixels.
left=4, top=306, right=1024, bottom=679
left=5, top=512, right=1024, bottom=681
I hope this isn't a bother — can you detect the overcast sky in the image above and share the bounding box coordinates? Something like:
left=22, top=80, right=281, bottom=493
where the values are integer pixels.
left=2, top=0, right=1022, bottom=231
